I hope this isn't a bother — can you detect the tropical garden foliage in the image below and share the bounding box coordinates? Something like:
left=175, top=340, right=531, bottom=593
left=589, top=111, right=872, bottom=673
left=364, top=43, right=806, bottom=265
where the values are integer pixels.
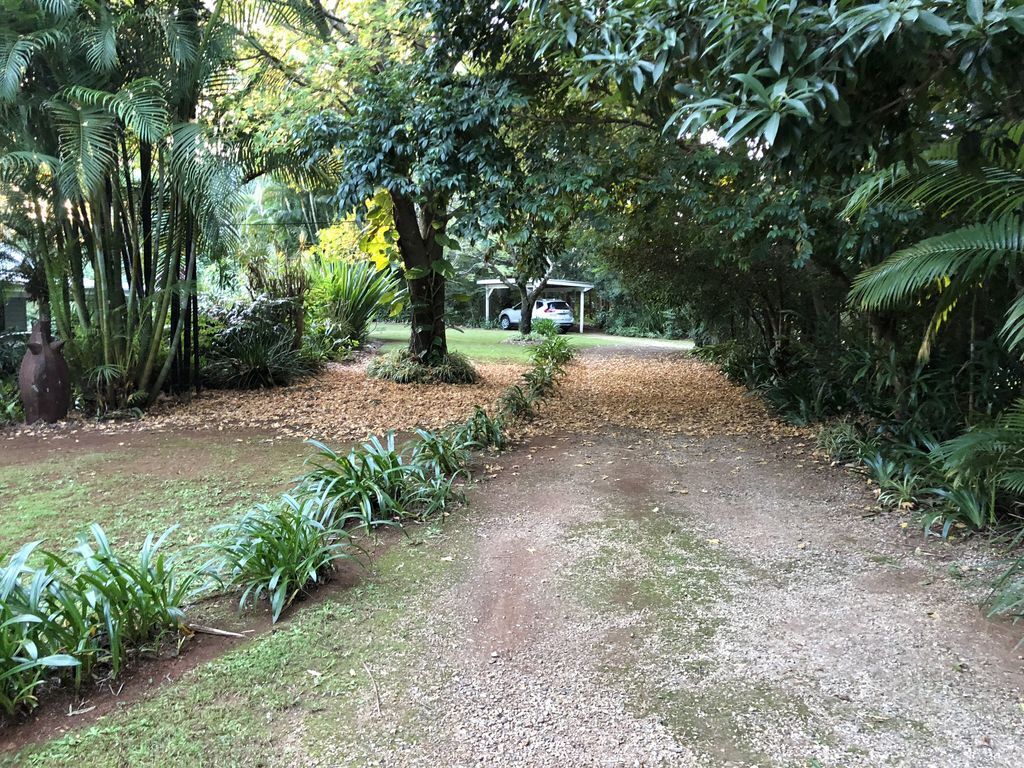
left=4, top=0, right=1024, bottom=709
left=510, top=0, right=1024, bottom=612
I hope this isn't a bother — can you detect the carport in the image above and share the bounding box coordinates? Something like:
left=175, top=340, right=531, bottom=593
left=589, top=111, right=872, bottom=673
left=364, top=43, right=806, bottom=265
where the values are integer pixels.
left=477, top=278, right=595, bottom=333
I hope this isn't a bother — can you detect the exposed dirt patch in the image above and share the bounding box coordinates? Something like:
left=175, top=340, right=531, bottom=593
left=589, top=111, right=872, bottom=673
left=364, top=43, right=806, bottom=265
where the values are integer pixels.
left=329, top=349, right=1024, bottom=767
left=0, top=425, right=295, bottom=469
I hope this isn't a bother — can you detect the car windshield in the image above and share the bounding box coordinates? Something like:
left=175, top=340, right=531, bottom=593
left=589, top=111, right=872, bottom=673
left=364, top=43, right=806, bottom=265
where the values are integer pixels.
left=547, top=301, right=572, bottom=311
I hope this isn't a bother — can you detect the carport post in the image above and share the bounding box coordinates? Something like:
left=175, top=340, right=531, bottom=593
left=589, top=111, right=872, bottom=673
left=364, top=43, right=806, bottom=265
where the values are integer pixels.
left=485, top=287, right=492, bottom=325
left=579, top=290, right=585, bottom=333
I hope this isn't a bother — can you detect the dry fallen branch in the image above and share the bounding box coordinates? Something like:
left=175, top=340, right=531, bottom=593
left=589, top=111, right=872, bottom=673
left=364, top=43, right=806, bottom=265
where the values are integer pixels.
left=187, top=624, right=250, bottom=639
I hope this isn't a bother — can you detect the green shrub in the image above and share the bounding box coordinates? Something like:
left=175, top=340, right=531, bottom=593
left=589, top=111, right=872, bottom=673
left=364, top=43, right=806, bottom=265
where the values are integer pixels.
left=523, top=364, right=557, bottom=399
left=930, top=402, right=1024, bottom=529
left=413, top=470, right=466, bottom=520
left=816, top=421, right=866, bottom=462
left=409, top=427, right=469, bottom=477
left=205, top=324, right=315, bottom=389
left=301, top=434, right=417, bottom=530
left=308, top=260, right=400, bottom=343
left=0, top=543, right=80, bottom=716
left=531, top=318, right=558, bottom=338
left=1, top=526, right=200, bottom=715
left=210, top=495, right=354, bottom=623
left=452, top=407, right=506, bottom=451
left=302, top=318, right=359, bottom=364
left=204, top=299, right=317, bottom=389
left=55, top=525, right=201, bottom=677
left=498, top=385, right=536, bottom=422
left=0, top=378, right=21, bottom=425
left=367, top=349, right=478, bottom=385
left=989, top=542, right=1024, bottom=622
left=0, top=331, right=26, bottom=376
left=531, top=334, right=575, bottom=368
left=300, top=429, right=473, bottom=529
left=605, top=324, right=661, bottom=339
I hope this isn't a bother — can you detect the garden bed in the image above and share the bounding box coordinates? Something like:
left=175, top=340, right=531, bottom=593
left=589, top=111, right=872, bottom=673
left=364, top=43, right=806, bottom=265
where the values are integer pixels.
left=0, top=532, right=392, bottom=750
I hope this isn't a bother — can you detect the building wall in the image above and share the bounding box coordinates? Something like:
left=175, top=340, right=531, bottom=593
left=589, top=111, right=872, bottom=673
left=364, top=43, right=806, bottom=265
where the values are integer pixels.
left=1, top=288, right=28, bottom=331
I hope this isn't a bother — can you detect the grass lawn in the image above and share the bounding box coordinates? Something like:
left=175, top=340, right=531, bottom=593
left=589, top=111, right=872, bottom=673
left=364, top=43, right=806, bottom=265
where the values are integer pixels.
left=370, top=323, right=692, bottom=363
left=0, top=432, right=305, bottom=564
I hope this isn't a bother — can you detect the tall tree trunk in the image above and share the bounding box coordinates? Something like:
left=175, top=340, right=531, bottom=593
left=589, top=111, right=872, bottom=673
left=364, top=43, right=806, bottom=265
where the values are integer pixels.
left=391, top=192, right=448, bottom=363
left=518, top=283, right=533, bottom=335
left=517, top=272, right=553, bottom=336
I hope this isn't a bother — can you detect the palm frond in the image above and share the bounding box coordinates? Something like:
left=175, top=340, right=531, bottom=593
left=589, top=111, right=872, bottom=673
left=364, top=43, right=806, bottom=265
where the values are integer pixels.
left=33, top=0, right=80, bottom=18
left=999, top=293, right=1024, bottom=351
left=846, top=160, right=1024, bottom=220
left=166, top=122, right=241, bottom=250
left=60, top=79, right=169, bottom=144
left=935, top=400, right=1024, bottom=496
left=0, top=30, right=66, bottom=103
left=849, top=216, right=1024, bottom=310
left=85, top=7, right=119, bottom=73
left=0, top=150, right=60, bottom=181
left=148, top=7, right=199, bottom=68
left=46, top=100, right=118, bottom=199
left=224, top=0, right=328, bottom=38
left=999, top=468, right=1024, bottom=496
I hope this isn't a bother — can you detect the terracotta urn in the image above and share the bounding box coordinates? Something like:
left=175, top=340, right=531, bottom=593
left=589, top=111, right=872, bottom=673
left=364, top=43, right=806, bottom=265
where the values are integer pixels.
left=18, top=319, right=71, bottom=424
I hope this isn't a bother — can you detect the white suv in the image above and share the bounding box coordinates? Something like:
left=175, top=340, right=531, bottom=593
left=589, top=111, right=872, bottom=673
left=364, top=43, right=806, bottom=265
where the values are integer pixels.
left=499, top=299, right=575, bottom=332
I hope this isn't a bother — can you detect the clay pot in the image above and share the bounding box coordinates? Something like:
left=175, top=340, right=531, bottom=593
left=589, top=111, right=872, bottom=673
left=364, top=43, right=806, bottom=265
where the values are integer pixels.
left=18, top=319, right=71, bottom=424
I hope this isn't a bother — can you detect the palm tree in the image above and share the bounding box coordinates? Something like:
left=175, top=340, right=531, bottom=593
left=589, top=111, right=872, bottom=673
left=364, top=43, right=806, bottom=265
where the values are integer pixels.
left=0, top=0, right=323, bottom=409
left=847, top=124, right=1024, bottom=360
left=846, top=124, right=1024, bottom=534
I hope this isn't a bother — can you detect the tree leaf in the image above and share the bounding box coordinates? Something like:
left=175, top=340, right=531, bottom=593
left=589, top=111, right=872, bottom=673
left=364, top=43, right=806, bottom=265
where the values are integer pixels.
left=967, top=0, right=984, bottom=25
left=769, top=39, right=784, bottom=73
left=763, top=113, right=781, bottom=146
left=917, top=11, right=952, bottom=36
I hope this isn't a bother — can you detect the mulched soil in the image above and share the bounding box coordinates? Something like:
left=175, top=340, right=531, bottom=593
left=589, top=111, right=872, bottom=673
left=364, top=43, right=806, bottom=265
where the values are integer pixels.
left=3, top=360, right=525, bottom=445
left=534, top=351, right=805, bottom=439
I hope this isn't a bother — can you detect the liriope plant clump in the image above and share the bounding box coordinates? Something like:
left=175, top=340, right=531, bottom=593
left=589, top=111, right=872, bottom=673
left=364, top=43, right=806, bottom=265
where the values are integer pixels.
left=208, top=495, right=356, bottom=623
left=367, top=348, right=479, bottom=385
left=0, top=526, right=203, bottom=717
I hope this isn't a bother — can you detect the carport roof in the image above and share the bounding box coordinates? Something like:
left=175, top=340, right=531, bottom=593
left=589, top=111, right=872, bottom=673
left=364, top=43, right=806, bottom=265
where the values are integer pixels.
left=476, top=278, right=594, bottom=291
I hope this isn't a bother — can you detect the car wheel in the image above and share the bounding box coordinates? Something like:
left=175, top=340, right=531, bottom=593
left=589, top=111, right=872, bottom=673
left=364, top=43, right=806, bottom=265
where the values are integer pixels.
left=499, top=315, right=511, bottom=330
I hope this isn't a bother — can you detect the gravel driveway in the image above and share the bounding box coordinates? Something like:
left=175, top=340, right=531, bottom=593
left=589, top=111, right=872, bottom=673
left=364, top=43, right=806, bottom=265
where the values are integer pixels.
left=9, top=347, right=1024, bottom=767
left=335, top=349, right=1024, bottom=767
